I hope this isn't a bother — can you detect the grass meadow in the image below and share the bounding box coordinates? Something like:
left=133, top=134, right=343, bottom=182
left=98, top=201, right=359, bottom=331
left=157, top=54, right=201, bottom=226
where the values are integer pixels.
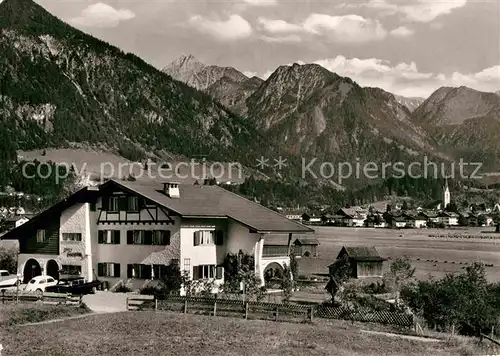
left=299, top=226, right=500, bottom=282
left=0, top=310, right=490, bottom=356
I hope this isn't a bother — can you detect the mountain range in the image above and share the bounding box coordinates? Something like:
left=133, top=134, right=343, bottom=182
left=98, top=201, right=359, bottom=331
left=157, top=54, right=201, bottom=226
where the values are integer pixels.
left=164, top=55, right=500, bottom=172
left=1, top=0, right=500, bottom=192
left=413, top=86, right=500, bottom=168
left=0, top=0, right=261, bottom=164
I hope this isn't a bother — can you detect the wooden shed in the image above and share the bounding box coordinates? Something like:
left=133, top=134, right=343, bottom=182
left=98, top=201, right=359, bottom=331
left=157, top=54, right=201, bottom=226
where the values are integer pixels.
left=331, top=246, right=385, bottom=278
left=293, top=238, right=319, bottom=257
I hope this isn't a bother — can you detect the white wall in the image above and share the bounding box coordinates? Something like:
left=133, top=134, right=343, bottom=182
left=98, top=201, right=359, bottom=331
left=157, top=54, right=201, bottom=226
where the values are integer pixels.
left=59, top=203, right=92, bottom=280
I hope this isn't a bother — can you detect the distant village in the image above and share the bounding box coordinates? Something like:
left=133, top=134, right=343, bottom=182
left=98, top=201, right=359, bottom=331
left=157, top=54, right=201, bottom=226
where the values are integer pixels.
left=278, top=183, right=500, bottom=230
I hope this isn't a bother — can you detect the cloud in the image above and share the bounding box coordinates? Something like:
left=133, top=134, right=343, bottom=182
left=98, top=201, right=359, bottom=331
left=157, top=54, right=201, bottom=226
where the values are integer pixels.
left=390, top=26, right=415, bottom=37
left=258, top=56, right=500, bottom=97
left=188, top=14, right=252, bottom=41
left=257, top=14, right=387, bottom=43
left=303, top=14, right=387, bottom=42
left=242, top=0, right=278, bottom=6
left=70, top=3, right=135, bottom=28
left=343, top=0, right=468, bottom=23
left=259, top=34, right=303, bottom=43
left=257, top=18, right=303, bottom=34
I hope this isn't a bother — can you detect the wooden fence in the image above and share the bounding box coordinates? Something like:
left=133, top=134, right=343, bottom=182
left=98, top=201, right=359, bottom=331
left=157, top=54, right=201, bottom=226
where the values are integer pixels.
left=126, top=295, right=414, bottom=327
left=0, top=289, right=82, bottom=305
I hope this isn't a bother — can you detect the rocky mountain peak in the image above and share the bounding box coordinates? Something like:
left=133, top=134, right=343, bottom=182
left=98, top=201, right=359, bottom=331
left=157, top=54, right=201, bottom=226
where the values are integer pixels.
left=414, top=86, right=500, bottom=126
left=393, top=95, right=425, bottom=112
left=170, top=54, right=204, bottom=70
left=162, top=55, right=248, bottom=91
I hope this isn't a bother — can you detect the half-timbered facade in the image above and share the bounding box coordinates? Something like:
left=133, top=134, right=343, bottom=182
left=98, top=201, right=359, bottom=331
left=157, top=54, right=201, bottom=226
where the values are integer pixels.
left=2, top=180, right=313, bottom=291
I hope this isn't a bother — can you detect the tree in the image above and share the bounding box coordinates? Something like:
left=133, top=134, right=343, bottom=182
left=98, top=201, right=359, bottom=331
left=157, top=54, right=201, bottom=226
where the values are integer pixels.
left=281, top=264, right=293, bottom=303
left=0, top=247, right=17, bottom=273
left=326, top=255, right=351, bottom=303
left=401, top=262, right=499, bottom=336
left=446, top=200, right=458, bottom=213
left=402, top=201, right=409, bottom=211
left=387, top=256, right=415, bottom=306
left=289, top=251, right=299, bottom=282
left=222, top=251, right=266, bottom=301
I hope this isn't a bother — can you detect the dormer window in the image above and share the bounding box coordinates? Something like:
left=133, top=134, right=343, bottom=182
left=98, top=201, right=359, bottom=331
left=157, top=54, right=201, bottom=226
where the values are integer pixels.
left=36, top=229, right=46, bottom=243
left=128, top=196, right=139, bottom=211
left=108, top=196, right=119, bottom=211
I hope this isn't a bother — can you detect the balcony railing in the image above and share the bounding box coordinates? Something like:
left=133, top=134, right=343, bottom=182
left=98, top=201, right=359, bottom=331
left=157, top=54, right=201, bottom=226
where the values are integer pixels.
left=262, top=246, right=289, bottom=258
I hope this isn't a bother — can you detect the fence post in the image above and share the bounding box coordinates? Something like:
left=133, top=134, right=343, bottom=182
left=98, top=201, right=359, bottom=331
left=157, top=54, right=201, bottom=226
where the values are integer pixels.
left=309, top=307, right=314, bottom=322
left=1, top=289, right=4, bottom=304
left=275, top=306, right=279, bottom=321
left=155, top=297, right=158, bottom=311
left=213, top=300, right=217, bottom=317
left=244, top=302, right=248, bottom=320
left=184, top=299, right=188, bottom=314
left=126, top=297, right=129, bottom=311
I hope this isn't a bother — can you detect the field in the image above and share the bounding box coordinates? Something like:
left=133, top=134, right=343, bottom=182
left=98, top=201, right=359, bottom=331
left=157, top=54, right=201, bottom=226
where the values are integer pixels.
left=0, top=310, right=484, bottom=356
left=299, top=226, right=500, bottom=282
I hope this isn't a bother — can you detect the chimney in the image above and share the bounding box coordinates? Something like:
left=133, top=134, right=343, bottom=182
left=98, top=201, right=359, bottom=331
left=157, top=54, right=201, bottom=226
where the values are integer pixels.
left=163, top=182, right=180, bottom=198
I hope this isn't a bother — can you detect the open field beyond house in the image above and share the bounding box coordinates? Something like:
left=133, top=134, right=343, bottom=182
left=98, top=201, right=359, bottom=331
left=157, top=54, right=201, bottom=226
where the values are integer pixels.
left=300, top=226, right=500, bottom=281
left=0, top=310, right=487, bottom=356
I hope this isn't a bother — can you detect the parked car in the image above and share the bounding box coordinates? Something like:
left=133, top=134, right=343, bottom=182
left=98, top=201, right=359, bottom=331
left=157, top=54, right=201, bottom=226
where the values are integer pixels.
left=24, top=275, right=58, bottom=294
left=0, top=270, right=20, bottom=288
left=45, top=275, right=101, bottom=295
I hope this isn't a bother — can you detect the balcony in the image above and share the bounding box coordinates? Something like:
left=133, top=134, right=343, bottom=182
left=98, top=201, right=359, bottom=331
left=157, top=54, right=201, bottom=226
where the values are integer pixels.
left=262, top=245, right=289, bottom=258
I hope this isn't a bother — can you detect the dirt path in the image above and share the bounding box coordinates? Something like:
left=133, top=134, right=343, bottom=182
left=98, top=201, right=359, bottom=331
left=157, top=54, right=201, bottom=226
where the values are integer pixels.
left=361, top=329, right=442, bottom=342
left=16, top=312, right=102, bottom=327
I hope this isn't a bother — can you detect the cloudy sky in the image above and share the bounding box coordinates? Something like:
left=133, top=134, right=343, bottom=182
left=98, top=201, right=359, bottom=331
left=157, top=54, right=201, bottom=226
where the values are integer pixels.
left=36, top=0, right=500, bottom=97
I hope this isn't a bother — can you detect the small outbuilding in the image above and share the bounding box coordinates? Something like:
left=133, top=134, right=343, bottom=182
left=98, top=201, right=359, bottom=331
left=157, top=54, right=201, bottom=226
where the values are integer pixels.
left=330, top=246, right=386, bottom=278
left=293, top=238, right=319, bottom=257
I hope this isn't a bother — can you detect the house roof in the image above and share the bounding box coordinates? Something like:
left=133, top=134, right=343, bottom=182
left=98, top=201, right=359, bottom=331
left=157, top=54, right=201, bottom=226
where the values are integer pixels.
left=294, top=238, right=319, bottom=246
left=2, top=187, right=98, bottom=240
left=421, top=211, right=438, bottom=218
left=323, top=214, right=344, bottom=220
left=114, top=180, right=313, bottom=233
left=439, top=211, right=459, bottom=218
left=2, top=180, right=314, bottom=240
left=335, top=246, right=385, bottom=262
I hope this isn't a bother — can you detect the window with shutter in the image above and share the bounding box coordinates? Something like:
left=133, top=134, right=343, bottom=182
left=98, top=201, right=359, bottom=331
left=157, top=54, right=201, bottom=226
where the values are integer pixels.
left=101, top=197, right=109, bottom=211
left=216, top=266, right=224, bottom=279
left=98, top=231, right=104, bottom=244
left=127, top=264, right=133, bottom=278
left=114, top=263, right=121, bottom=277
left=112, top=230, right=120, bottom=244
left=109, top=197, right=120, bottom=211
left=215, top=230, right=223, bottom=245
left=97, top=263, right=104, bottom=277
left=193, top=231, right=200, bottom=246
left=118, top=197, right=127, bottom=211
left=127, top=196, right=139, bottom=211
left=127, top=231, right=134, bottom=244
left=144, top=231, right=153, bottom=245
left=192, top=266, right=198, bottom=280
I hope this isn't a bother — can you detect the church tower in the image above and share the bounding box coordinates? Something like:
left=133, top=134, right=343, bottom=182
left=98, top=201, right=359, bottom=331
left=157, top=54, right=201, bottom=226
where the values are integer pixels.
left=443, top=179, right=451, bottom=209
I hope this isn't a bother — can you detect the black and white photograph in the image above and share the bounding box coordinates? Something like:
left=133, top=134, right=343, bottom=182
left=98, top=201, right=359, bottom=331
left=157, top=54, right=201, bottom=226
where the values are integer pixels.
left=0, top=0, right=499, bottom=355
